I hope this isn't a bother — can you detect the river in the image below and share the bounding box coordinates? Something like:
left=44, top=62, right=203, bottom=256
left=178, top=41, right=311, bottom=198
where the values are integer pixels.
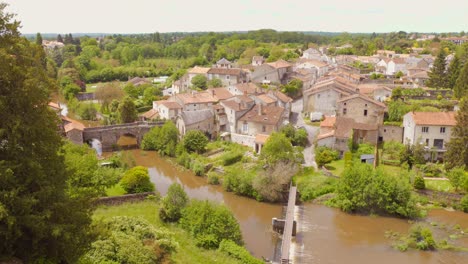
left=109, top=149, right=468, bottom=263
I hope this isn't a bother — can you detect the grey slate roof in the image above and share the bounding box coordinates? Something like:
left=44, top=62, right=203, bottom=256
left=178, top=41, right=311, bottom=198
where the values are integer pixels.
left=180, top=109, right=213, bottom=126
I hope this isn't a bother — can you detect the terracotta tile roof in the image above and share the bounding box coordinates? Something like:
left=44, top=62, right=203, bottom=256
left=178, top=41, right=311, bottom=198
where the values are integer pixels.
left=255, top=134, right=270, bottom=144
left=207, top=87, right=234, bottom=101
left=239, top=105, right=285, bottom=125
left=334, top=117, right=357, bottom=138
left=207, top=68, right=242, bottom=76
left=236, top=95, right=254, bottom=103
left=267, top=59, right=292, bottom=69
left=409, top=112, right=456, bottom=126
left=62, top=116, right=85, bottom=132
left=140, top=108, right=159, bottom=119
left=188, top=66, right=210, bottom=74
left=157, top=100, right=182, bottom=109
left=337, top=94, right=387, bottom=108
left=391, top=58, right=406, bottom=64
left=272, top=91, right=292, bottom=103
left=234, top=83, right=259, bottom=94
left=221, top=100, right=249, bottom=112
left=48, top=102, right=61, bottom=110
left=320, top=116, right=336, bottom=127
left=175, top=92, right=217, bottom=105
left=410, top=71, right=429, bottom=79
left=257, top=94, right=277, bottom=104
left=317, top=130, right=335, bottom=140
left=296, top=58, right=328, bottom=67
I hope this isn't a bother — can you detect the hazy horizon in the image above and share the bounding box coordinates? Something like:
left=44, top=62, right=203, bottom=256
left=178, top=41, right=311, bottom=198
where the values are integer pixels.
left=5, top=0, right=468, bottom=34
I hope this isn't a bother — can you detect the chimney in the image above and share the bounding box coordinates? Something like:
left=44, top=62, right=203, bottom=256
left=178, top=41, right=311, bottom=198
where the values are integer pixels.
left=258, top=104, right=263, bottom=116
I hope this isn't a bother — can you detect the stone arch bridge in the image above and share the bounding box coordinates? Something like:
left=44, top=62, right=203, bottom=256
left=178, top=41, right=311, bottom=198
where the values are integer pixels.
left=82, top=121, right=164, bottom=151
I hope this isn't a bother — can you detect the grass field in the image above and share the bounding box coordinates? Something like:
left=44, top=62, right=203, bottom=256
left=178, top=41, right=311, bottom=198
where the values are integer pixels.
left=425, top=179, right=455, bottom=193
left=93, top=200, right=244, bottom=264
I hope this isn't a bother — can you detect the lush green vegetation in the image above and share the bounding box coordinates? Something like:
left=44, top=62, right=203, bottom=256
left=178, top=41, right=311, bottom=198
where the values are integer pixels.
left=159, top=183, right=189, bottom=222
left=294, top=167, right=337, bottom=201
left=92, top=201, right=248, bottom=264
left=119, top=166, right=154, bottom=194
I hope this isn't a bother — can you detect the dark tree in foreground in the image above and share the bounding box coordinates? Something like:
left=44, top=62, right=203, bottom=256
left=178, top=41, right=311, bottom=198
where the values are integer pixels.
left=0, top=4, right=93, bottom=262
left=445, top=98, right=468, bottom=169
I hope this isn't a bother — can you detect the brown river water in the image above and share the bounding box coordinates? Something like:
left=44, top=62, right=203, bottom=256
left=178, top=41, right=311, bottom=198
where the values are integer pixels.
left=107, top=149, right=468, bottom=263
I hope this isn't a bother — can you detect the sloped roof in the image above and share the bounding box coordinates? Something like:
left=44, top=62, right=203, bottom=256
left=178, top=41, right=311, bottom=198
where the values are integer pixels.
left=188, top=66, right=210, bottom=74
left=272, top=91, right=292, bottom=103
left=257, top=94, right=277, bottom=104
left=217, top=58, right=231, bottom=64
left=337, top=94, right=387, bottom=108
left=157, top=100, right=183, bottom=109
left=175, top=92, right=217, bottom=105
left=180, top=109, right=214, bottom=126
left=408, top=112, right=456, bottom=126
left=221, top=100, right=251, bottom=112
left=255, top=134, right=270, bottom=144
left=320, top=116, right=336, bottom=128
left=140, top=108, right=159, bottom=119
left=267, top=59, right=292, bottom=69
left=234, top=83, right=259, bottom=94
left=239, top=105, right=284, bottom=125
left=207, top=68, right=242, bottom=76
left=48, top=102, right=61, bottom=110
left=62, top=116, right=85, bottom=132
left=208, top=87, right=234, bottom=101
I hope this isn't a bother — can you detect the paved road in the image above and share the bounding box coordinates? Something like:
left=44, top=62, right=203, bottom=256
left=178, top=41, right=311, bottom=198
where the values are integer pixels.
left=291, top=99, right=319, bottom=169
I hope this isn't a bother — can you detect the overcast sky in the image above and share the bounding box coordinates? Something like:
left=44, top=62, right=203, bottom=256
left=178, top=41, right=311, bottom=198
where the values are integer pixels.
left=4, top=0, right=468, bottom=34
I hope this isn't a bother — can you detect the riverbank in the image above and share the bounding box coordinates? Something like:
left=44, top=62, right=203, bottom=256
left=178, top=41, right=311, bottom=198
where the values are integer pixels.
left=92, top=200, right=252, bottom=264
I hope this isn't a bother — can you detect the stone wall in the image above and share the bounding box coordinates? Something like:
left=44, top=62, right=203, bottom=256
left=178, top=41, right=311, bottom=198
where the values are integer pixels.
left=94, top=192, right=157, bottom=206
left=230, top=133, right=256, bottom=149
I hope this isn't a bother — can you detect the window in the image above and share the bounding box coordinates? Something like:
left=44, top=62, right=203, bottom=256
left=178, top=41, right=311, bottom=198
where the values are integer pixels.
left=227, top=75, right=230, bottom=79
left=243, top=122, right=248, bottom=133
left=365, top=104, right=368, bottom=107
left=364, top=109, right=368, bottom=116
left=317, top=94, right=321, bottom=98
left=434, top=139, right=444, bottom=149
left=440, top=127, right=446, bottom=133
left=422, top=127, right=429, bottom=133
left=344, top=102, right=347, bottom=106
left=343, top=108, right=347, bottom=115
left=262, top=125, right=266, bottom=132
left=425, top=138, right=429, bottom=146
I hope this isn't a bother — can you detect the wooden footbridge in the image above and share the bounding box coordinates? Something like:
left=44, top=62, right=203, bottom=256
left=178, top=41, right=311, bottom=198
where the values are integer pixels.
left=272, top=185, right=298, bottom=264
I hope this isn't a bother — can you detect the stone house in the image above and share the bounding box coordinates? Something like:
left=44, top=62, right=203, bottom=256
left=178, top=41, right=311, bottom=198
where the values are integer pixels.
left=373, top=86, right=392, bottom=102
left=221, top=97, right=255, bottom=133
left=128, top=77, right=150, bottom=87
left=317, top=116, right=378, bottom=156
left=213, top=104, right=228, bottom=135
left=376, top=50, right=395, bottom=58
left=228, top=83, right=260, bottom=96
left=251, top=59, right=292, bottom=84
left=376, top=58, right=390, bottom=73
left=294, top=58, right=329, bottom=77
left=175, top=109, right=215, bottom=137
left=187, top=66, right=211, bottom=84
left=268, top=91, right=293, bottom=118
left=303, top=77, right=357, bottom=115
left=172, top=91, right=217, bottom=112
left=252, top=56, right=265, bottom=66
left=140, top=108, right=159, bottom=121
left=336, top=94, right=386, bottom=125
left=408, top=70, right=429, bottom=87
left=207, top=68, right=244, bottom=86
left=302, top=48, right=322, bottom=60
left=152, top=100, right=182, bottom=120
left=386, top=58, right=407, bottom=75
left=62, top=116, right=85, bottom=145
left=215, top=58, right=232, bottom=68
left=207, top=87, right=234, bottom=101
left=402, top=112, right=456, bottom=157
left=236, top=104, right=285, bottom=136
left=254, top=134, right=270, bottom=153
left=378, top=125, right=403, bottom=143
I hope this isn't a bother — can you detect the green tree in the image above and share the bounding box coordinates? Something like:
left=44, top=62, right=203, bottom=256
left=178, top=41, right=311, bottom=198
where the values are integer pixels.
left=383, top=140, right=405, bottom=161
left=428, top=50, right=448, bottom=88
left=118, top=97, right=138, bottom=123
left=182, top=130, right=209, bottom=154
left=141, top=121, right=179, bottom=156
left=454, top=62, right=468, bottom=98
left=315, top=146, right=339, bottom=167
left=207, top=78, right=223, bottom=88
left=0, top=5, right=93, bottom=262
left=445, top=99, right=468, bottom=169
left=413, top=174, right=426, bottom=190
left=35, top=32, right=42, bottom=46
left=387, top=99, right=409, bottom=122
left=336, top=163, right=419, bottom=218
left=395, top=71, right=404, bottom=78
left=260, top=132, right=295, bottom=165
left=447, top=55, right=461, bottom=89
left=57, top=33, right=63, bottom=43
left=180, top=200, right=243, bottom=249
left=159, top=183, right=188, bottom=222
left=447, top=166, right=467, bottom=192
left=191, top=74, right=207, bottom=90
left=119, top=166, right=154, bottom=193
left=281, top=79, right=303, bottom=97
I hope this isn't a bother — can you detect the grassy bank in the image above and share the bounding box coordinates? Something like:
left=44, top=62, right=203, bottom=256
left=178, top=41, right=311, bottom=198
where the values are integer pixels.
left=293, top=167, right=337, bottom=202
left=93, top=200, right=247, bottom=264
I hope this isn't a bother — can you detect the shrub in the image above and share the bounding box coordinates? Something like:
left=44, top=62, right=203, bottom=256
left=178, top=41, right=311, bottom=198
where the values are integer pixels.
left=413, top=175, right=426, bottom=190
left=409, top=225, right=436, bottom=250
left=191, top=160, right=205, bottom=176
left=183, top=130, right=209, bottom=154
left=119, top=166, right=154, bottom=193
left=221, top=152, right=243, bottom=166
left=218, top=240, right=263, bottom=264
left=315, top=146, right=339, bottom=167
left=335, top=163, right=419, bottom=218
left=252, top=161, right=299, bottom=202
left=223, top=166, right=256, bottom=198
left=176, top=152, right=191, bottom=169
left=159, top=183, right=188, bottom=222
left=421, top=163, right=444, bottom=178
left=459, top=195, right=468, bottom=213
left=207, top=171, right=221, bottom=185
left=180, top=200, right=243, bottom=249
